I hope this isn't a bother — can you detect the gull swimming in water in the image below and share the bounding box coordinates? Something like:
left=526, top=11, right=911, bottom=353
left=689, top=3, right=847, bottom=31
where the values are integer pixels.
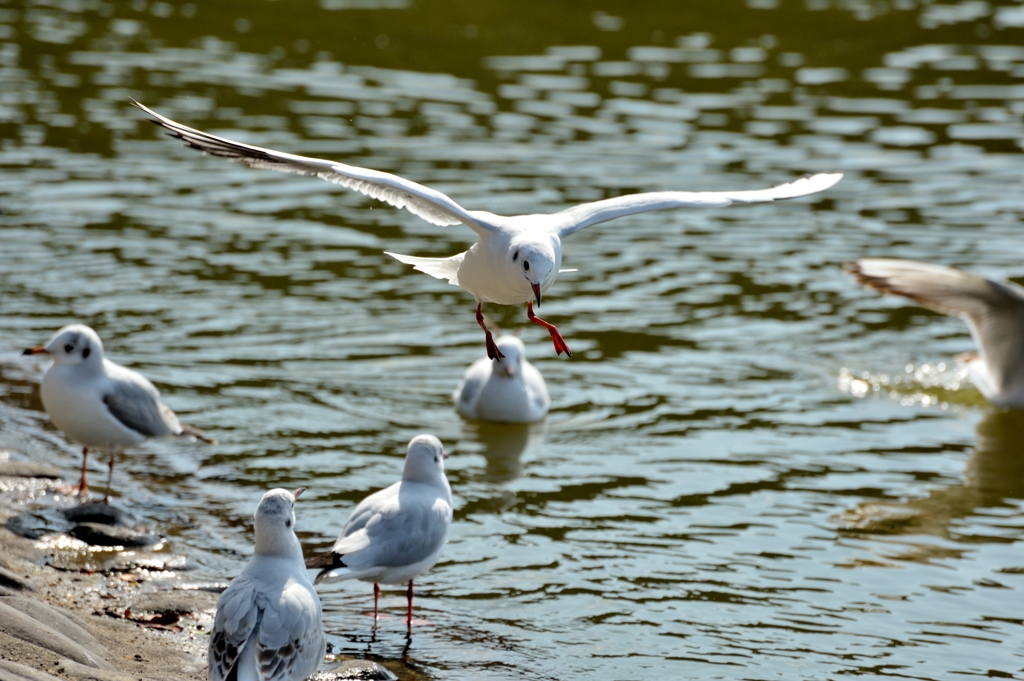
left=210, top=487, right=325, bottom=681
left=454, top=335, right=550, bottom=423
left=22, top=324, right=214, bottom=501
left=305, top=435, right=452, bottom=626
left=131, top=100, right=842, bottom=360
left=846, top=258, right=1024, bottom=408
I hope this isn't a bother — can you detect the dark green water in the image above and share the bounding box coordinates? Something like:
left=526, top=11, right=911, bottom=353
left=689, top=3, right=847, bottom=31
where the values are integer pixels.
left=1, top=0, right=1024, bottom=678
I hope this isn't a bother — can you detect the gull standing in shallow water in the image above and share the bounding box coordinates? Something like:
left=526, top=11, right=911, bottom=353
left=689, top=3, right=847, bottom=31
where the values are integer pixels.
left=131, top=100, right=842, bottom=360
left=22, top=324, right=214, bottom=501
left=210, top=488, right=325, bottom=681
left=305, top=435, right=452, bottom=626
left=846, top=258, right=1024, bottom=408
left=454, top=335, right=550, bottom=423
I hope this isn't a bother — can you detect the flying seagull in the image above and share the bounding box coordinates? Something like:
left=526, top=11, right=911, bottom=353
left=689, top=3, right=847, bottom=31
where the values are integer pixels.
left=846, top=258, right=1024, bottom=408
left=132, top=99, right=842, bottom=359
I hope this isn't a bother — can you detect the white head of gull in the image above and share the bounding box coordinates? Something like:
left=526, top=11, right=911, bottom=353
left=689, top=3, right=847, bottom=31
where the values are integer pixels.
left=23, top=323, right=214, bottom=501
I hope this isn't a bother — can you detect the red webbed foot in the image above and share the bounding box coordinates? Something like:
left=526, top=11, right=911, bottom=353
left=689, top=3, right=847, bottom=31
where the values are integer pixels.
left=527, top=302, right=572, bottom=357
left=476, top=302, right=505, bottom=359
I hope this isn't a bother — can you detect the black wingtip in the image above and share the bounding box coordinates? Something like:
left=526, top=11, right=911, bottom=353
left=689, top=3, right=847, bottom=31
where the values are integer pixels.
left=304, top=550, right=344, bottom=570
left=306, top=551, right=347, bottom=584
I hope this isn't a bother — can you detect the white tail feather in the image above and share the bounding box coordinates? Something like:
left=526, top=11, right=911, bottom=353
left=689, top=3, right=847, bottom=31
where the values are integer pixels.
left=385, top=251, right=464, bottom=285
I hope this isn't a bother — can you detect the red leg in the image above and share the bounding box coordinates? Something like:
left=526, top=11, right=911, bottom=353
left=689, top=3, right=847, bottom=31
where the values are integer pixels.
left=373, top=583, right=380, bottom=622
left=476, top=302, right=504, bottom=360
left=103, top=452, right=115, bottom=504
left=75, top=447, right=90, bottom=500
left=406, top=581, right=414, bottom=626
left=527, top=302, right=572, bottom=357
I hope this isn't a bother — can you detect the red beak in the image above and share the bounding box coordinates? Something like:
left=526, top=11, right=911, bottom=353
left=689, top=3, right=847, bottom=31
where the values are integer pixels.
left=442, top=450, right=449, bottom=460
left=22, top=346, right=48, bottom=356
left=531, top=283, right=542, bottom=307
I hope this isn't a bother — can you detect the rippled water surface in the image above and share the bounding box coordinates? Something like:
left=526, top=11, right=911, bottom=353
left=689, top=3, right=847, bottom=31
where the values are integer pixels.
left=2, top=0, right=1024, bottom=678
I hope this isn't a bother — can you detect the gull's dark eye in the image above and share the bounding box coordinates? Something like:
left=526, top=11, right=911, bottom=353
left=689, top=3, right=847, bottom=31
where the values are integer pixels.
left=285, top=519, right=292, bottom=528
left=64, top=344, right=73, bottom=353
left=512, top=250, right=519, bottom=262
left=82, top=347, right=90, bottom=359
left=523, top=260, right=530, bottom=271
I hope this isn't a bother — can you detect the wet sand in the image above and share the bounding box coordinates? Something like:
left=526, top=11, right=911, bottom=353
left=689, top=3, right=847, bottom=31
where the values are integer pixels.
left=0, top=455, right=404, bottom=681
left=0, top=458, right=212, bottom=681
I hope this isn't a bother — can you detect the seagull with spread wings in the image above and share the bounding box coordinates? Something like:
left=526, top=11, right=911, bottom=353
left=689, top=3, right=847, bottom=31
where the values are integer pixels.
left=846, top=258, right=1024, bottom=408
left=133, top=100, right=841, bottom=359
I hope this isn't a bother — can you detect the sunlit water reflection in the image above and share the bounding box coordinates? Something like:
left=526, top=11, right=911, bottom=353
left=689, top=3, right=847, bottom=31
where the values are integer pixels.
left=1, top=0, right=1023, bottom=678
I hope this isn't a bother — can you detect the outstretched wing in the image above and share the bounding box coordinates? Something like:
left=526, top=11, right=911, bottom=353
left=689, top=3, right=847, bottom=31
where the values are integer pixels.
left=131, top=99, right=494, bottom=235
left=846, top=258, right=1024, bottom=393
left=101, top=362, right=179, bottom=438
left=209, top=577, right=261, bottom=681
left=550, top=172, right=843, bottom=238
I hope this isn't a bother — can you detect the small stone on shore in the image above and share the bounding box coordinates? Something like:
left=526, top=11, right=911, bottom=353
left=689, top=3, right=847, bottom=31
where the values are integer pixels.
left=5, top=510, right=73, bottom=540
left=315, top=659, right=400, bottom=681
left=67, top=523, right=161, bottom=548
left=61, top=503, right=135, bottom=527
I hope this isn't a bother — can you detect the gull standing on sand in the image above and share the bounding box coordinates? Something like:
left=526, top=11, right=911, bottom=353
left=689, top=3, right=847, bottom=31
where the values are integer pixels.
left=210, top=488, right=325, bottom=681
left=305, top=435, right=453, bottom=626
left=454, top=335, right=550, bottom=423
left=846, top=258, right=1024, bottom=408
left=22, top=324, right=214, bottom=501
left=131, top=100, right=842, bottom=360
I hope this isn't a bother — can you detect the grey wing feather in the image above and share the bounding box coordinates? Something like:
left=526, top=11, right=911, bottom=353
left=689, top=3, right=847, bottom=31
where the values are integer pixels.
left=209, top=578, right=261, bottom=681
left=102, top=363, right=180, bottom=437
left=255, top=582, right=325, bottom=681
left=337, top=483, right=452, bottom=571
left=131, top=99, right=491, bottom=234
left=338, top=484, right=400, bottom=539
left=847, top=258, right=1024, bottom=391
left=551, top=172, right=843, bottom=237
left=453, top=360, right=488, bottom=413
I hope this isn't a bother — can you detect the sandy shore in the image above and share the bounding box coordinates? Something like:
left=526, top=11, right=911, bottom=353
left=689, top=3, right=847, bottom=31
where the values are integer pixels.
left=0, top=457, right=214, bottom=681
left=0, top=454, right=404, bottom=681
